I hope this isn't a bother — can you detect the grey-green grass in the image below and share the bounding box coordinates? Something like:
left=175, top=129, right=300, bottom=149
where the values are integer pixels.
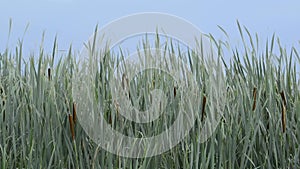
left=0, top=23, right=300, bottom=169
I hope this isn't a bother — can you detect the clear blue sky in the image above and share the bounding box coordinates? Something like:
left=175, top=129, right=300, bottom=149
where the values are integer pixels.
left=1, top=0, right=300, bottom=56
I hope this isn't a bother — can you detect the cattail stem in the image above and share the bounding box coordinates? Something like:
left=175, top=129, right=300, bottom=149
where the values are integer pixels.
left=108, top=114, right=112, bottom=125
left=252, top=87, right=257, bottom=111
left=69, top=114, right=75, bottom=141
left=48, top=68, right=51, bottom=81
left=201, top=95, right=207, bottom=122
left=280, top=91, right=287, bottom=133
left=173, top=86, right=176, bottom=97
left=280, top=91, right=287, bottom=107
left=1, top=87, right=4, bottom=121
left=73, top=102, right=77, bottom=124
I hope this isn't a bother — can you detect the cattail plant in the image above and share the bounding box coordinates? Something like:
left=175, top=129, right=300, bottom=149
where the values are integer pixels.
left=0, top=86, right=5, bottom=121
left=48, top=67, right=51, bottom=81
left=201, top=95, right=207, bottom=122
left=252, top=87, right=257, bottom=111
left=1, top=23, right=299, bottom=168
left=173, top=86, right=176, bottom=97
left=73, top=102, right=77, bottom=124
left=280, top=91, right=287, bottom=133
left=68, top=114, right=75, bottom=141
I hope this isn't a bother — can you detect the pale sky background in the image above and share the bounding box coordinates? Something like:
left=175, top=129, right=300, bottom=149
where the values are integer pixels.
left=0, top=0, right=300, bottom=60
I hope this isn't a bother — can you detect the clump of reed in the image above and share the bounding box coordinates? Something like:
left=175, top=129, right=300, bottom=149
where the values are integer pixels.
left=0, top=21, right=299, bottom=169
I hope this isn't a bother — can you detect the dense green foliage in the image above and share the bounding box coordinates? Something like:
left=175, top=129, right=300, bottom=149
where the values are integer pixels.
left=0, top=24, right=300, bottom=168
